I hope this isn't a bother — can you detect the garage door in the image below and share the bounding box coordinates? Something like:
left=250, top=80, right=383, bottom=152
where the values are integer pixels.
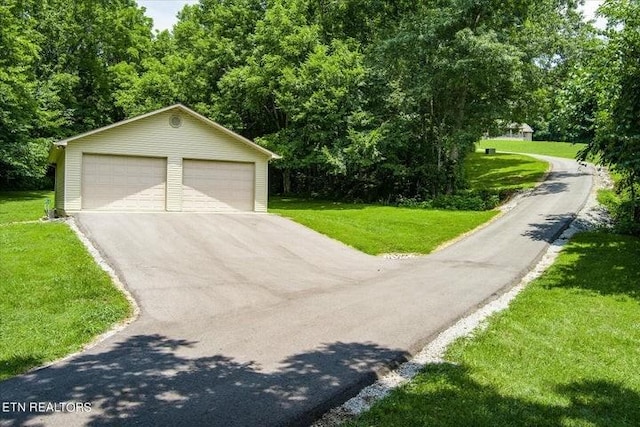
left=82, top=154, right=166, bottom=211
left=182, top=160, right=255, bottom=212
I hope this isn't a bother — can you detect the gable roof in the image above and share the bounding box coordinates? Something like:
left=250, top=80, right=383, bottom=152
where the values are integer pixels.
left=520, top=123, right=534, bottom=133
left=506, top=122, right=534, bottom=133
left=50, top=104, right=280, bottom=160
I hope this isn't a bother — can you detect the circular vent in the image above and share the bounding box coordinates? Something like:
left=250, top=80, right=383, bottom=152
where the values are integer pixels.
left=169, top=115, right=182, bottom=128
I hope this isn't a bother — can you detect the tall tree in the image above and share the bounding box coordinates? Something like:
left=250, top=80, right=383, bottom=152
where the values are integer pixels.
left=552, top=34, right=605, bottom=143
left=0, top=0, right=47, bottom=188
left=1, top=0, right=597, bottom=198
left=579, top=0, right=640, bottom=223
left=111, top=30, right=182, bottom=116
left=30, top=0, right=153, bottom=133
left=366, top=1, right=524, bottom=197
left=1, top=0, right=155, bottom=188
left=214, top=0, right=367, bottom=194
left=514, top=0, right=599, bottom=141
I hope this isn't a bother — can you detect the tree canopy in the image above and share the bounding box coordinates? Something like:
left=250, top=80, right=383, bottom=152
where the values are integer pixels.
left=575, top=0, right=640, bottom=223
left=1, top=0, right=152, bottom=188
left=1, top=0, right=636, bottom=216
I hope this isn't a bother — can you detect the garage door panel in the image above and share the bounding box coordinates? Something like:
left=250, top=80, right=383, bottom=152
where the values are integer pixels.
left=183, top=160, right=254, bottom=212
left=82, top=154, right=166, bottom=211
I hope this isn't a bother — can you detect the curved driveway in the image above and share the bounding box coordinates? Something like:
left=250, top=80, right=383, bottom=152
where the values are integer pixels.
left=0, top=156, right=592, bottom=426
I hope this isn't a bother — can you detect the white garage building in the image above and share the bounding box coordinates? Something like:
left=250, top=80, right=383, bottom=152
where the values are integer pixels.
left=49, top=104, right=279, bottom=215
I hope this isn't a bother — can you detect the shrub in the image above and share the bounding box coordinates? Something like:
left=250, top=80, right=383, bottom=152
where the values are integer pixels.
left=598, top=188, right=640, bottom=236
left=396, top=189, right=508, bottom=211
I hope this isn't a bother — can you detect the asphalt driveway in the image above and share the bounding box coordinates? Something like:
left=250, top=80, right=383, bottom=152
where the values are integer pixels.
left=74, top=212, right=402, bottom=323
left=0, top=156, right=593, bottom=427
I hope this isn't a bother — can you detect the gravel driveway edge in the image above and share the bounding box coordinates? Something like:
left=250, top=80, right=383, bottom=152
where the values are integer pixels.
left=313, top=164, right=612, bottom=427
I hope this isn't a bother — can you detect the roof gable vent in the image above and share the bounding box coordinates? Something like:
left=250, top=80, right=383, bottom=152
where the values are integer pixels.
left=169, top=115, right=182, bottom=128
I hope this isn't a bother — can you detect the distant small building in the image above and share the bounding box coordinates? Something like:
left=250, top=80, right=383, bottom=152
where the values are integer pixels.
left=500, top=123, right=534, bottom=141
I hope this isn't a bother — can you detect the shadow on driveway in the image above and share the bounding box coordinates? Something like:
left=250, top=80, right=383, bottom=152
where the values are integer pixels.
left=522, top=214, right=577, bottom=243
left=0, top=336, right=407, bottom=426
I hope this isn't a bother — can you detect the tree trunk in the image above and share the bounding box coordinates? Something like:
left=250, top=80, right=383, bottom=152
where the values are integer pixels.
left=282, top=169, right=291, bottom=194
left=629, top=172, right=640, bottom=223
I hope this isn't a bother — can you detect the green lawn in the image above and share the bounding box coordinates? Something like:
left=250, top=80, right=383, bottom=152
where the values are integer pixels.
left=270, top=199, right=497, bottom=255
left=0, top=193, right=131, bottom=380
left=465, top=152, right=548, bottom=191
left=477, top=139, right=585, bottom=159
left=271, top=152, right=547, bottom=255
left=0, top=190, right=54, bottom=224
left=351, top=232, right=640, bottom=426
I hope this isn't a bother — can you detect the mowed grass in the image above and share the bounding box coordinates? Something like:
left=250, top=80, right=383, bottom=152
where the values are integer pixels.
left=271, top=152, right=547, bottom=255
left=0, top=190, right=54, bottom=223
left=351, top=232, right=640, bottom=426
left=269, top=199, right=497, bottom=255
left=465, top=152, right=548, bottom=191
left=0, top=193, right=131, bottom=380
left=477, top=139, right=585, bottom=159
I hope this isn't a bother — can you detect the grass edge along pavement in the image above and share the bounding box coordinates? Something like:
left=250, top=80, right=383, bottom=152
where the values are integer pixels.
left=269, top=201, right=498, bottom=256
left=271, top=152, right=548, bottom=255
left=344, top=231, right=640, bottom=427
left=315, top=169, right=640, bottom=427
left=0, top=192, right=132, bottom=381
left=0, top=150, right=548, bottom=379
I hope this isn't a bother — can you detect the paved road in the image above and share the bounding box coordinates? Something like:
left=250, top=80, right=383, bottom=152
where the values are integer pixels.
left=0, top=156, right=592, bottom=426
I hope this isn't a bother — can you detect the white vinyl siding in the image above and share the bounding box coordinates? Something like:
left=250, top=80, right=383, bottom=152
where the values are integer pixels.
left=60, top=108, right=271, bottom=213
left=81, top=154, right=166, bottom=211
left=254, top=160, right=268, bottom=212
left=182, top=160, right=255, bottom=212
left=166, top=156, right=183, bottom=211
left=55, top=150, right=65, bottom=211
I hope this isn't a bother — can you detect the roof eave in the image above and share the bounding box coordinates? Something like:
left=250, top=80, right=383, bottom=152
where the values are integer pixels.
left=177, top=105, right=280, bottom=160
left=53, top=104, right=281, bottom=160
left=47, top=144, right=65, bottom=164
left=54, top=104, right=185, bottom=146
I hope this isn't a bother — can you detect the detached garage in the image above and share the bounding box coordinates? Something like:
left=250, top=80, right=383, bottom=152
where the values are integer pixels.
left=48, top=104, right=279, bottom=215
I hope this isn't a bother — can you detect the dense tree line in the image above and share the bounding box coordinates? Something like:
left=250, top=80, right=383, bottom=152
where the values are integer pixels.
left=570, top=0, right=640, bottom=228
left=1, top=0, right=152, bottom=188
left=2, top=0, right=636, bottom=214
